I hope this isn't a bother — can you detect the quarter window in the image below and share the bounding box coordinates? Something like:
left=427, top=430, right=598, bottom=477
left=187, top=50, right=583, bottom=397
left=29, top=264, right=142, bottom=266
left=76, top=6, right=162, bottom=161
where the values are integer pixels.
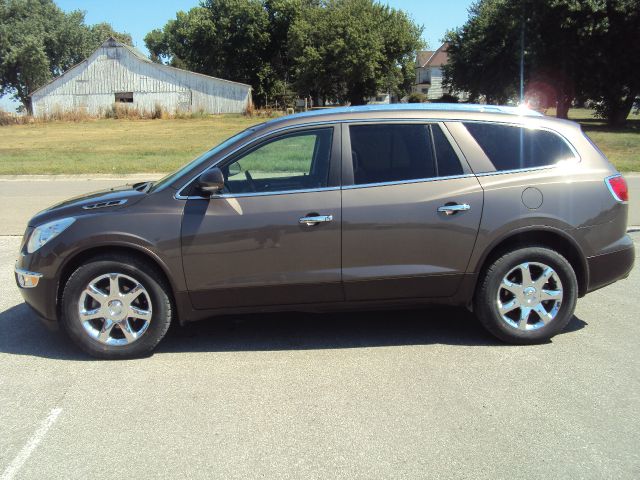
left=348, top=124, right=463, bottom=185
left=223, top=128, right=333, bottom=194
left=432, top=125, right=464, bottom=177
left=464, top=123, right=575, bottom=172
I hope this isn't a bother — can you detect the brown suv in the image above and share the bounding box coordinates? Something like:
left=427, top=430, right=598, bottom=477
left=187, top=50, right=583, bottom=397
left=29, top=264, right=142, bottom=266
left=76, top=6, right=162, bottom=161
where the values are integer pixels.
left=15, top=104, right=634, bottom=358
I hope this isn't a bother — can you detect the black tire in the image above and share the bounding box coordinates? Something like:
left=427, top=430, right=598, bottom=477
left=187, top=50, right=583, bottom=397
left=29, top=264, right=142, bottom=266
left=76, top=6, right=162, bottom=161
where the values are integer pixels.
left=474, top=247, right=578, bottom=344
left=61, top=254, right=173, bottom=359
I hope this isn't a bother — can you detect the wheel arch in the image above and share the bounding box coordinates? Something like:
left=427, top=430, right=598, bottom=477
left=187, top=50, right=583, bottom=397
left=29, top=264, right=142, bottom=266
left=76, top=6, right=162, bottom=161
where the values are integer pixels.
left=473, top=227, right=589, bottom=298
left=56, top=243, right=179, bottom=320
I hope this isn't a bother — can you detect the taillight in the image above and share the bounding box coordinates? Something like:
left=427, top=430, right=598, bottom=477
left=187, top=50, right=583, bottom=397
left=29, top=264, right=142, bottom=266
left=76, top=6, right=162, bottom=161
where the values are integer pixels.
left=606, top=174, right=629, bottom=202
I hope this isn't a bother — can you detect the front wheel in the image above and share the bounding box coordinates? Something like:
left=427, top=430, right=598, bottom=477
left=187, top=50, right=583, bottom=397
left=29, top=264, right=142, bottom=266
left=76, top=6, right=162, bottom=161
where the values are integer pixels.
left=61, top=255, right=173, bottom=359
left=474, top=247, right=578, bottom=344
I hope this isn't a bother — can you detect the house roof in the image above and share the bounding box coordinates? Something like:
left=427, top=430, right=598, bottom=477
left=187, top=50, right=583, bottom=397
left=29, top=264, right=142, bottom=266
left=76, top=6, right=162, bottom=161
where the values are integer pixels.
left=30, top=37, right=251, bottom=97
left=416, top=50, right=433, bottom=67
left=416, top=43, right=450, bottom=68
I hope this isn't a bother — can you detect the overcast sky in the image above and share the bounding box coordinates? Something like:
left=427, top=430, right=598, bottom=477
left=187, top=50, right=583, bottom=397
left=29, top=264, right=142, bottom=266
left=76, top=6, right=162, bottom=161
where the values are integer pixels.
left=1, top=0, right=474, bottom=111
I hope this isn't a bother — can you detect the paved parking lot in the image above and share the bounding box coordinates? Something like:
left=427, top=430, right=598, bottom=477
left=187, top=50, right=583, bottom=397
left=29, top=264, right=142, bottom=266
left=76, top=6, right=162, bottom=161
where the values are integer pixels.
left=1, top=178, right=639, bottom=479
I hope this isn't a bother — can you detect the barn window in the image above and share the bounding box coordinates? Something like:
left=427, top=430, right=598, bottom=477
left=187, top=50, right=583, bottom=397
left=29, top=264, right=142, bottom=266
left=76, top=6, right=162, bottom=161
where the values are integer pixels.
left=115, top=92, right=133, bottom=103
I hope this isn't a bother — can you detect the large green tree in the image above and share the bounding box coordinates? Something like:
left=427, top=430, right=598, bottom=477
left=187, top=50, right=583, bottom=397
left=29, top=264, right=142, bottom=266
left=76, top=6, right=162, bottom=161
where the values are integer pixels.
left=0, top=0, right=131, bottom=112
left=145, top=0, right=422, bottom=106
left=289, top=0, right=423, bottom=105
left=145, top=0, right=275, bottom=104
left=444, top=0, right=640, bottom=126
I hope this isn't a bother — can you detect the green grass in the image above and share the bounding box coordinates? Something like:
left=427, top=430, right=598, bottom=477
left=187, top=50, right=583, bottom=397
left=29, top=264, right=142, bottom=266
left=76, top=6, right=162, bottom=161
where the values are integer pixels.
left=547, top=108, right=640, bottom=172
left=0, top=115, right=263, bottom=175
left=0, top=108, right=638, bottom=174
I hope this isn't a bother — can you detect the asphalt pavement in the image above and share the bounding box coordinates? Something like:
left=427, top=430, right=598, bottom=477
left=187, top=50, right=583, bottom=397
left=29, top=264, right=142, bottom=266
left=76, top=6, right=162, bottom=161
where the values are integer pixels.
left=1, top=175, right=639, bottom=479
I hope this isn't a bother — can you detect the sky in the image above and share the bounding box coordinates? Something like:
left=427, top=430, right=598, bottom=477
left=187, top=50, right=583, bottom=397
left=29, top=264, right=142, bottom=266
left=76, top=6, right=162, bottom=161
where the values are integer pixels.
left=1, top=0, right=474, bottom=111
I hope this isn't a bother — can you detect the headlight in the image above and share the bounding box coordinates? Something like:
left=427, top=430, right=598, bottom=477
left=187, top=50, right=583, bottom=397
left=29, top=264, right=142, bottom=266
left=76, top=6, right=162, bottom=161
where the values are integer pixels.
left=27, top=218, right=75, bottom=254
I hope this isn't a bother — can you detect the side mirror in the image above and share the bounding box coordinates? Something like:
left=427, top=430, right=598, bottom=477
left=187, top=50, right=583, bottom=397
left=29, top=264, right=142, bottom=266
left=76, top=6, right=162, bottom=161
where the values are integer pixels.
left=197, top=167, right=225, bottom=195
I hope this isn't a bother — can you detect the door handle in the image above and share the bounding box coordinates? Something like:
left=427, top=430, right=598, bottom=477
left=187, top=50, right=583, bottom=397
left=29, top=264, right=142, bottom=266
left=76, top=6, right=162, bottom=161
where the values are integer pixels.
left=299, top=214, right=333, bottom=226
left=437, top=203, right=471, bottom=215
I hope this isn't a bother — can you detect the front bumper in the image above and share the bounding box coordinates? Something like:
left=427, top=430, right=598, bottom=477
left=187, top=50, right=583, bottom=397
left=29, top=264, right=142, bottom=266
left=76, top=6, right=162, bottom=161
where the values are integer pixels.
left=15, top=261, right=59, bottom=323
left=586, top=241, right=635, bottom=294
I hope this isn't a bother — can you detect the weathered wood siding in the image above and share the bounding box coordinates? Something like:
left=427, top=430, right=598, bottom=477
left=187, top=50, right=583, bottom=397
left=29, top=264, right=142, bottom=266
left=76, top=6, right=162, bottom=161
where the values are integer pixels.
left=426, top=67, right=444, bottom=100
left=31, top=43, right=251, bottom=116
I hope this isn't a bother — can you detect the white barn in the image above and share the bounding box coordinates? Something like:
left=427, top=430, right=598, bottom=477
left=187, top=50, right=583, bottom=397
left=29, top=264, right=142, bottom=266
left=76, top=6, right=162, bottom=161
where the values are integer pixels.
left=30, top=38, right=252, bottom=117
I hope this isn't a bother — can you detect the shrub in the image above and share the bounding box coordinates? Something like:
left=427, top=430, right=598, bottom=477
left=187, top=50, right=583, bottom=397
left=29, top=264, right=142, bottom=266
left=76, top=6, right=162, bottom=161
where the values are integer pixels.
left=407, top=92, right=427, bottom=103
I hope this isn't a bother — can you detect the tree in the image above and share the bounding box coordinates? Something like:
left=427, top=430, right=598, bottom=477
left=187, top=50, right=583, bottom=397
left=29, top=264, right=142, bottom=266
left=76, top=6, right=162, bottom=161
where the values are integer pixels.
left=443, top=1, right=520, bottom=104
left=0, top=0, right=131, bottom=112
left=288, top=0, right=423, bottom=105
left=146, top=0, right=422, bottom=107
left=145, top=0, right=273, bottom=104
left=444, top=0, right=640, bottom=126
left=582, top=0, right=640, bottom=127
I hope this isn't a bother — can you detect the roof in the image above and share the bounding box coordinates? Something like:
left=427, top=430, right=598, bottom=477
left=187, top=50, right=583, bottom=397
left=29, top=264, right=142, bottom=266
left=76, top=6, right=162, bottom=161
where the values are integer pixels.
left=417, top=43, right=450, bottom=68
left=416, top=50, right=433, bottom=67
left=30, top=37, right=251, bottom=97
left=281, top=104, right=544, bottom=121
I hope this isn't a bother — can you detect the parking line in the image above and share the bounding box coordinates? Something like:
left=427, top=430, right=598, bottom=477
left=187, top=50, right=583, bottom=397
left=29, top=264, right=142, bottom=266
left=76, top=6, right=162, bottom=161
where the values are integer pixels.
left=1, top=407, right=62, bottom=480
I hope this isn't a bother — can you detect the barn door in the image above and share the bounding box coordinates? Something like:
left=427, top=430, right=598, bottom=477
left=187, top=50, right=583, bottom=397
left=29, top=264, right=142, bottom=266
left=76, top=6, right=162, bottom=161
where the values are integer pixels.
left=178, top=90, right=192, bottom=112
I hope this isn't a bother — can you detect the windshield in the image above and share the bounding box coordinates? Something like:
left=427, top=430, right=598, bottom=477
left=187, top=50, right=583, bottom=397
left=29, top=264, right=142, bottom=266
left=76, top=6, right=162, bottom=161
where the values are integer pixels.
left=149, top=126, right=261, bottom=192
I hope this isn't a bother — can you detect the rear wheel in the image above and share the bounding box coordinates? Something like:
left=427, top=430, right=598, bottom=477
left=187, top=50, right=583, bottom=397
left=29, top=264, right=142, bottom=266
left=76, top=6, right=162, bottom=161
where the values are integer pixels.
left=61, top=255, right=173, bottom=359
left=474, top=247, right=578, bottom=344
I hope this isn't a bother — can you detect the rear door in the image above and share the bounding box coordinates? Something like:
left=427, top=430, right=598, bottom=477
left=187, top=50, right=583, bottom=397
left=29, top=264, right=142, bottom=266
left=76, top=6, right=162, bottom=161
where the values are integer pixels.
left=341, top=122, right=484, bottom=301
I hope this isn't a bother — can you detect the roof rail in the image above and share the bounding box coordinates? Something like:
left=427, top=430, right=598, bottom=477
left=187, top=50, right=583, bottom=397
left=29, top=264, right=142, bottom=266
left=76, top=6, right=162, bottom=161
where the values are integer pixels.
left=287, top=103, right=543, bottom=119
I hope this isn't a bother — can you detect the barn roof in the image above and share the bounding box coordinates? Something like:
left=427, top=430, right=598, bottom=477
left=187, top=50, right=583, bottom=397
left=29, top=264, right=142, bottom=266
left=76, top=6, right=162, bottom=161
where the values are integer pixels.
left=30, top=37, right=251, bottom=97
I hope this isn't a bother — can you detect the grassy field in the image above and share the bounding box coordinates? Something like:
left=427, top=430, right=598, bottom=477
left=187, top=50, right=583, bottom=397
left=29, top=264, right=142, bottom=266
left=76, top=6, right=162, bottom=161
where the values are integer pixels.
left=546, top=108, right=640, bottom=172
left=0, top=109, right=638, bottom=174
left=0, top=115, right=263, bottom=175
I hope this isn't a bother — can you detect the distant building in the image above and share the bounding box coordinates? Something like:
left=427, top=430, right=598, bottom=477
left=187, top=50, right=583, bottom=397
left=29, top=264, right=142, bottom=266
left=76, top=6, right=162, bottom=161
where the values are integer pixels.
left=367, top=92, right=391, bottom=105
left=30, top=38, right=252, bottom=117
left=414, top=43, right=468, bottom=101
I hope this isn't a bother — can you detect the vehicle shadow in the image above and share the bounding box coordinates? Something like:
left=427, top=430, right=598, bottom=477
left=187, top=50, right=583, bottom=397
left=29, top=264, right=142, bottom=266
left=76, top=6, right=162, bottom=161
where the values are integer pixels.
left=0, top=302, right=588, bottom=360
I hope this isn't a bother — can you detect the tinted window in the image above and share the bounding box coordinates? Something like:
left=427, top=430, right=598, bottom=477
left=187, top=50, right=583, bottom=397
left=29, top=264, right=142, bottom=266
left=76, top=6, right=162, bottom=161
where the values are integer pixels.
left=432, top=125, right=464, bottom=176
left=349, top=124, right=435, bottom=184
left=464, top=123, right=575, bottom=171
left=223, top=128, right=332, bottom=194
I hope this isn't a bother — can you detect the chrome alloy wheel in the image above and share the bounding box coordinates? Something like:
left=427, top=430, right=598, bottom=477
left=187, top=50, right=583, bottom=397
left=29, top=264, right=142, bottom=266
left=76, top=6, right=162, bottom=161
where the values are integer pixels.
left=78, top=273, right=152, bottom=346
left=496, top=262, right=563, bottom=331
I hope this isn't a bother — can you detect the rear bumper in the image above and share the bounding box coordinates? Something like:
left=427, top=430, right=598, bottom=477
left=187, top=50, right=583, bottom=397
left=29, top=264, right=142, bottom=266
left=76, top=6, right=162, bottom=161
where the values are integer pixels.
left=586, top=241, right=635, bottom=294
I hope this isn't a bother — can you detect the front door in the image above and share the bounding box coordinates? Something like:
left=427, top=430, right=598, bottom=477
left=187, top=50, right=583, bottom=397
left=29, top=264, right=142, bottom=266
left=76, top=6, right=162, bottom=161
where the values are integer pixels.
left=181, top=125, right=343, bottom=309
left=341, top=122, right=484, bottom=300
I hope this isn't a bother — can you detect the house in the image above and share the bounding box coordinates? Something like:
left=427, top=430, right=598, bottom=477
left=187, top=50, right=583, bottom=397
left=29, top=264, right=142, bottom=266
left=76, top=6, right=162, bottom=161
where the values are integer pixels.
left=414, top=43, right=467, bottom=101
left=30, top=37, right=252, bottom=117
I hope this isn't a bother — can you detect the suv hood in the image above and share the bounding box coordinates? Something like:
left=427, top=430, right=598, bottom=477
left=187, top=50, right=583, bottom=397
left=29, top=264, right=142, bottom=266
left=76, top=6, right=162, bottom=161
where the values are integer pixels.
left=28, top=183, right=149, bottom=227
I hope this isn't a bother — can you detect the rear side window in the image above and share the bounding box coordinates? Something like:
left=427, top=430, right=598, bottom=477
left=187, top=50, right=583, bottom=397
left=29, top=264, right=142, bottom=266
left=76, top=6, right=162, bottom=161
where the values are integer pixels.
left=349, top=124, right=463, bottom=185
left=464, top=123, right=575, bottom=172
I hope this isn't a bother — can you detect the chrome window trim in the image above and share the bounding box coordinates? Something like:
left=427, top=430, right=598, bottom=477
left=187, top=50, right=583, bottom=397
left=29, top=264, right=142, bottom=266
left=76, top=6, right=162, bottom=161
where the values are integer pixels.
left=474, top=164, right=565, bottom=177
left=341, top=173, right=476, bottom=190
left=174, top=116, right=580, bottom=200
left=177, top=186, right=341, bottom=201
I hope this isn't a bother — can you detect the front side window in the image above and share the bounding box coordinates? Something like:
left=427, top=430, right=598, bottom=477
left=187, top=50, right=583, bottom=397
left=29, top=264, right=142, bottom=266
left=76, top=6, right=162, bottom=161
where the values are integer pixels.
left=348, top=123, right=463, bottom=185
left=464, top=122, right=576, bottom=172
left=223, top=128, right=333, bottom=194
